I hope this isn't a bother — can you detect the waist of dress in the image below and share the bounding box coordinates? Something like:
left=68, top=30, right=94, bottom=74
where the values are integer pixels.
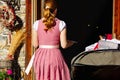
left=39, top=45, right=59, bottom=48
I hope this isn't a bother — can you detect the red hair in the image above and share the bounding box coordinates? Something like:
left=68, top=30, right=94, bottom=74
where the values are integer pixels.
left=42, top=0, right=57, bottom=31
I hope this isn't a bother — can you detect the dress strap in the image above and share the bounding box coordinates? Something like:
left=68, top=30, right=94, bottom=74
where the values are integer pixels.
left=39, top=45, right=59, bottom=48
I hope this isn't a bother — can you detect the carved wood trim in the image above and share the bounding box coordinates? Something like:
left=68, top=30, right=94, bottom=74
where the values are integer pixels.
left=25, top=0, right=32, bottom=80
left=113, top=0, right=120, bottom=39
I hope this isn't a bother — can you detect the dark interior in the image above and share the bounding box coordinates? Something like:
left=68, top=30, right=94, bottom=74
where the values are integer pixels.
left=56, top=0, right=113, bottom=69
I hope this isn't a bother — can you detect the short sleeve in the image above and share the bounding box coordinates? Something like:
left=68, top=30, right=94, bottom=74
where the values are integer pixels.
left=59, top=20, right=66, bottom=32
left=33, top=20, right=39, bottom=31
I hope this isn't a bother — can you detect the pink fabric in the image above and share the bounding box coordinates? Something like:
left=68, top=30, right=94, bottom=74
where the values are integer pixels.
left=106, top=34, right=112, bottom=40
left=33, top=18, right=70, bottom=80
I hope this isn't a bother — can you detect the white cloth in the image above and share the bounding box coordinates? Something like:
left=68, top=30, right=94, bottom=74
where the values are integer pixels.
left=85, top=39, right=120, bottom=51
left=105, top=38, right=120, bottom=44
left=25, top=53, right=35, bottom=75
left=33, top=18, right=66, bottom=32
left=85, top=42, right=98, bottom=51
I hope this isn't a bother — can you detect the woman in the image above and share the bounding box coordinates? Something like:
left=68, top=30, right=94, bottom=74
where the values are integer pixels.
left=32, top=0, right=75, bottom=80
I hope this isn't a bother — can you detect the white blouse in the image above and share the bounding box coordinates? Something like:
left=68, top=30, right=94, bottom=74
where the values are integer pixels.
left=33, top=20, right=66, bottom=32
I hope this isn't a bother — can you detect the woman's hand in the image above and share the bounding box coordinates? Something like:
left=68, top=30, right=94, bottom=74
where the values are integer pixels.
left=68, top=40, right=77, bottom=47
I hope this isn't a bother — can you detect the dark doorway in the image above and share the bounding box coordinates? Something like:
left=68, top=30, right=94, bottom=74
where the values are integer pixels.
left=56, top=0, right=113, bottom=70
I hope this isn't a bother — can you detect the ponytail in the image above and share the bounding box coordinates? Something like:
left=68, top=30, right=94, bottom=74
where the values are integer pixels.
left=42, top=0, right=57, bottom=31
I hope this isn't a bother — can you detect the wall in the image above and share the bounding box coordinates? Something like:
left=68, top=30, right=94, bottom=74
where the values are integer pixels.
left=0, top=0, right=26, bottom=79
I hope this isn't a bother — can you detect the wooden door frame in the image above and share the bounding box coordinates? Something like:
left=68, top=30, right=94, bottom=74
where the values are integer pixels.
left=25, top=0, right=32, bottom=80
left=25, top=0, right=42, bottom=80
left=112, top=0, right=116, bottom=38
left=113, top=0, right=120, bottom=39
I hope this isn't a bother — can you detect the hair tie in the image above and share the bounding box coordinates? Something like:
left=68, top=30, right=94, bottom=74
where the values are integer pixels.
left=45, top=6, right=50, bottom=9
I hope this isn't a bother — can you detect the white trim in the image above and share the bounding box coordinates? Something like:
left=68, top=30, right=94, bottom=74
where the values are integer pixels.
left=39, top=45, right=59, bottom=48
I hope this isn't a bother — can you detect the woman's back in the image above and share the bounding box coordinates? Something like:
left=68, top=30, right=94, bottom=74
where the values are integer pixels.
left=37, top=18, right=60, bottom=45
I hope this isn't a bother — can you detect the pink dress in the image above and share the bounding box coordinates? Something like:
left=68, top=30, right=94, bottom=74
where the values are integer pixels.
left=33, top=18, right=71, bottom=80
